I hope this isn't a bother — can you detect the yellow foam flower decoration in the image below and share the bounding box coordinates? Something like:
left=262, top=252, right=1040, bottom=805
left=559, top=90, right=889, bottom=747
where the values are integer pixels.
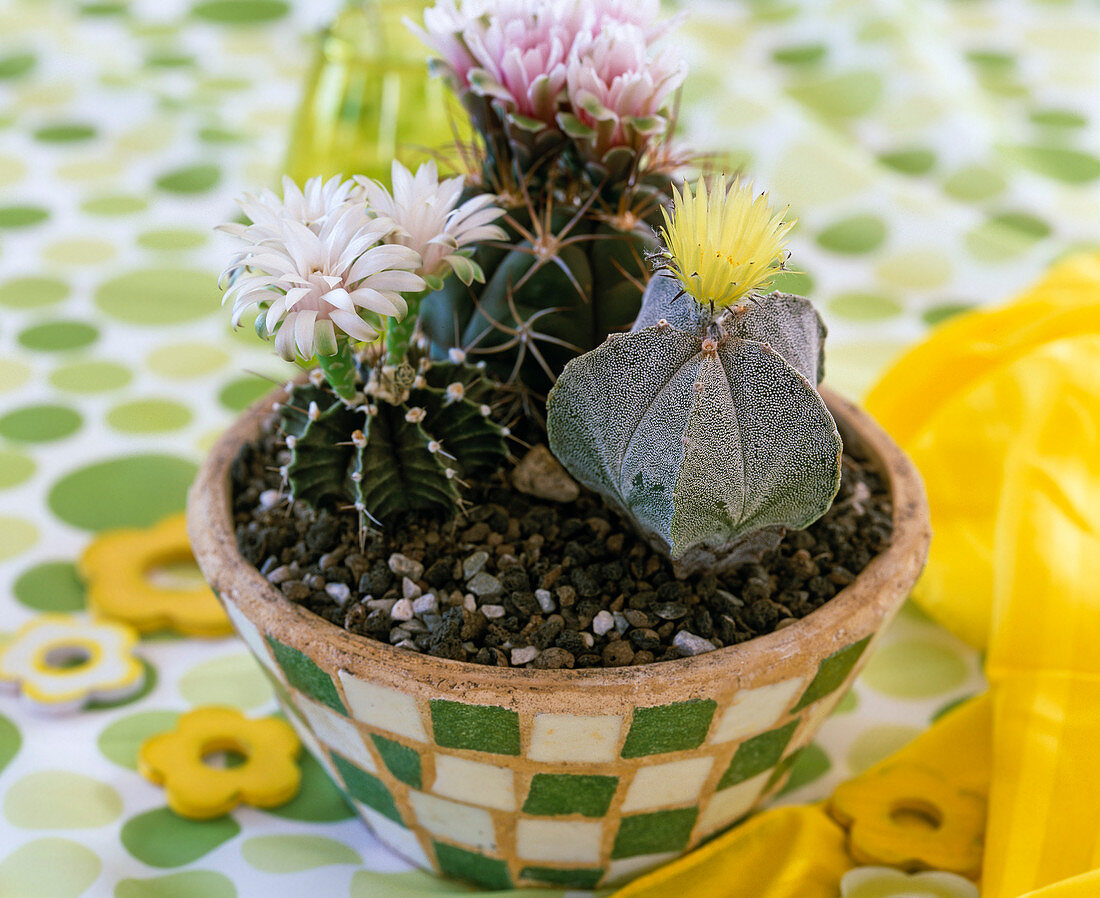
left=658, top=174, right=794, bottom=310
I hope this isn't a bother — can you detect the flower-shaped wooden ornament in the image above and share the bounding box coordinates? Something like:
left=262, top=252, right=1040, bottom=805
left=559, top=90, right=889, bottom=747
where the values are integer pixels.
left=139, top=706, right=301, bottom=819
left=0, top=615, right=144, bottom=713
left=80, top=513, right=232, bottom=637
left=830, top=763, right=985, bottom=879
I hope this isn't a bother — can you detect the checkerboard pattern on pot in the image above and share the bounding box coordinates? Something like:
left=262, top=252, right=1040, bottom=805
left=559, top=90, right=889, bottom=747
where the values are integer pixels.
left=224, top=600, right=872, bottom=890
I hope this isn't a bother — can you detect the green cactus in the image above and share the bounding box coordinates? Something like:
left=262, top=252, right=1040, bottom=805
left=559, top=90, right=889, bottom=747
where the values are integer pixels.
left=420, top=189, right=670, bottom=407
left=278, top=359, right=508, bottom=527
left=546, top=274, right=842, bottom=574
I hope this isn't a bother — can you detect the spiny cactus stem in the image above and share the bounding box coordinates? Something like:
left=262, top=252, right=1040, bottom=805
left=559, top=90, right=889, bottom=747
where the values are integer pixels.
left=385, top=289, right=431, bottom=368
left=316, top=343, right=358, bottom=402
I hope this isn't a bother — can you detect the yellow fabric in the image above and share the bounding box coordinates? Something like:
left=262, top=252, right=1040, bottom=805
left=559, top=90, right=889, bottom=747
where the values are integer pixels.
left=609, top=804, right=851, bottom=898
left=981, top=340, right=1100, bottom=897
left=864, top=253, right=1100, bottom=649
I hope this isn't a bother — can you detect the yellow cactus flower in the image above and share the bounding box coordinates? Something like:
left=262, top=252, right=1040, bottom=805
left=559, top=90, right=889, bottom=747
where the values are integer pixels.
left=139, top=706, right=301, bottom=819
left=658, top=174, right=794, bottom=310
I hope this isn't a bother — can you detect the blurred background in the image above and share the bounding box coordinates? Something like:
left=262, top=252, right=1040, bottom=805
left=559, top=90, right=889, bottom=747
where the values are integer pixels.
left=0, top=0, right=1096, bottom=893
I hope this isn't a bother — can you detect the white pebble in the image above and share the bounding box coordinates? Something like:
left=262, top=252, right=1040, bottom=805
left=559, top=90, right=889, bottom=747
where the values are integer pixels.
left=390, top=598, right=414, bottom=621
left=462, top=551, right=490, bottom=580
left=388, top=553, right=424, bottom=581
left=673, top=631, right=717, bottom=656
left=259, top=489, right=281, bottom=509
left=535, top=589, right=556, bottom=613
left=511, top=646, right=539, bottom=665
left=581, top=632, right=595, bottom=648
left=481, top=604, right=506, bottom=619
left=324, top=582, right=351, bottom=605
left=411, top=593, right=438, bottom=615
left=402, top=576, right=422, bottom=600
left=367, top=598, right=397, bottom=613
left=266, top=565, right=293, bottom=585
left=613, top=611, right=630, bottom=635
left=592, top=610, right=615, bottom=636
left=463, top=594, right=477, bottom=613
left=395, top=639, right=420, bottom=651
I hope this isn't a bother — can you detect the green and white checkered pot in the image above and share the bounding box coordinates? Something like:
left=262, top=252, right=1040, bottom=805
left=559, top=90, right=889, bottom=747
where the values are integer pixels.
left=188, top=386, right=930, bottom=891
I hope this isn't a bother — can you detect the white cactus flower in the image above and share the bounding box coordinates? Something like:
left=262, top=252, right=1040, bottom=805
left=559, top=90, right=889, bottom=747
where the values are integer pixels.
left=355, top=160, right=507, bottom=286
left=219, top=175, right=426, bottom=362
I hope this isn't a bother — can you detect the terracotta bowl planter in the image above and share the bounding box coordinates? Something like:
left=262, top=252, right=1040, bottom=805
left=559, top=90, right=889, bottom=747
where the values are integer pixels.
left=187, top=385, right=930, bottom=892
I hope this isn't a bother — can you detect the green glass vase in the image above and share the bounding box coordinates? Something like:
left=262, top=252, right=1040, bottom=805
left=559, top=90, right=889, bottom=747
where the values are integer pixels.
left=285, top=1, right=464, bottom=184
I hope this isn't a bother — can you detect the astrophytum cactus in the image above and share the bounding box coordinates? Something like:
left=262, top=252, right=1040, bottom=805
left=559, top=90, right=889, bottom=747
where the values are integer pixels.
left=546, top=176, right=842, bottom=572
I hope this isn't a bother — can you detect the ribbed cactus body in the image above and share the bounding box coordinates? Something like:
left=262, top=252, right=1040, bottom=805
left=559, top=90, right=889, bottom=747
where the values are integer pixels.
left=546, top=278, right=842, bottom=571
left=279, top=361, right=507, bottom=524
left=420, top=198, right=661, bottom=398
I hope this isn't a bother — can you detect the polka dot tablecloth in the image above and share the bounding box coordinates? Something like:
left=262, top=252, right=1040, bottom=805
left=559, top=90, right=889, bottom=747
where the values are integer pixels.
left=2, top=0, right=1097, bottom=894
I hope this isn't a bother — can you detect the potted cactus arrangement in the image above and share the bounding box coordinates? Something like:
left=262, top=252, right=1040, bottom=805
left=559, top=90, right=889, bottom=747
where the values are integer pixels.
left=189, top=0, right=930, bottom=891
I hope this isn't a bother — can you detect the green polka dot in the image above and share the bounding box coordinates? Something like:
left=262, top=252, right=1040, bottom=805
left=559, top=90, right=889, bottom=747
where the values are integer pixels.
left=0, top=154, right=26, bottom=187
left=0, top=839, right=101, bottom=898
left=116, top=871, right=237, bottom=898
left=43, top=238, right=116, bottom=265
left=877, top=147, right=936, bottom=175
left=923, top=301, right=976, bottom=327
left=966, top=49, right=1015, bottom=73
left=137, top=228, right=207, bottom=251
left=263, top=753, right=354, bottom=822
left=148, top=342, right=228, bottom=378
left=0, top=53, right=35, bottom=80
left=18, top=321, right=99, bottom=352
left=192, top=0, right=290, bottom=24
left=0, top=713, right=20, bottom=775
left=219, top=374, right=274, bottom=411
left=861, top=639, right=969, bottom=698
left=0, top=205, right=49, bottom=228
left=48, top=454, right=198, bottom=531
left=107, top=398, right=192, bottom=433
left=876, top=250, right=951, bottom=289
left=966, top=211, right=1052, bottom=262
left=0, top=359, right=32, bottom=393
left=824, top=338, right=909, bottom=399
left=771, top=43, right=826, bottom=66
left=769, top=269, right=815, bottom=296
left=241, top=835, right=360, bottom=873
left=147, top=52, right=196, bottom=69
left=943, top=165, right=1006, bottom=202
left=198, top=127, right=244, bottom=144
left=828, top=292, right=901, bottom=322
left=13, top=561, right=86, bottom=612
left=816, top=215, right=887, bottom=254
left=0, top=449, right=35, bottom=489
left=787, top=71, right=883, bottom=119
left=96, top=268, right=219, bottom=324
left=0, top=277, right=69, bottom=309
left=0, top=404, right=82, bottom=442
left=4, top=771, right=123, bottom=828
left=847, top=724, right=922, bottom=774
left=121, top=808, right=240, bottom=868
left=0, top=517, right=35, bottom=561
left=82, top=194, right=148, bottom=216
left=179, top=653, right=272, bottom=710
left=1004, top=143, right=1100, bottom=184
left=1030, top=108, right=1087, bottom=129
left=34, top=123, right=97, bottom=143
left=833, top=690, right=859, bottom=715
left=50, top=360, right=133, bottom=393
left=80, top=1, right=127, bottom=14
left=98, top=711, right=180, bottom=770
left=154, top=164, right=220, bottom=194
left=778, top=743, right=831, bottom=795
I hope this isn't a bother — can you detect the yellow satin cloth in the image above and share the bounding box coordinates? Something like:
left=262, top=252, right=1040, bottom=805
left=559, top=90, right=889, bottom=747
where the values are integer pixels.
left=612, top=254, right=1100, bottom=898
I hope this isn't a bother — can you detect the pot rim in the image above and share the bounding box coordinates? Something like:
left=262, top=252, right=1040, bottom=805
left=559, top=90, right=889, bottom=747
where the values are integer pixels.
left=187, top=383, right=931, bottom=689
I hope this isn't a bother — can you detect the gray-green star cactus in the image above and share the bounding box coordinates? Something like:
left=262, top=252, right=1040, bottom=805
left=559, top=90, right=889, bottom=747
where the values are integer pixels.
left=546, top=176, right=843, bottom=572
